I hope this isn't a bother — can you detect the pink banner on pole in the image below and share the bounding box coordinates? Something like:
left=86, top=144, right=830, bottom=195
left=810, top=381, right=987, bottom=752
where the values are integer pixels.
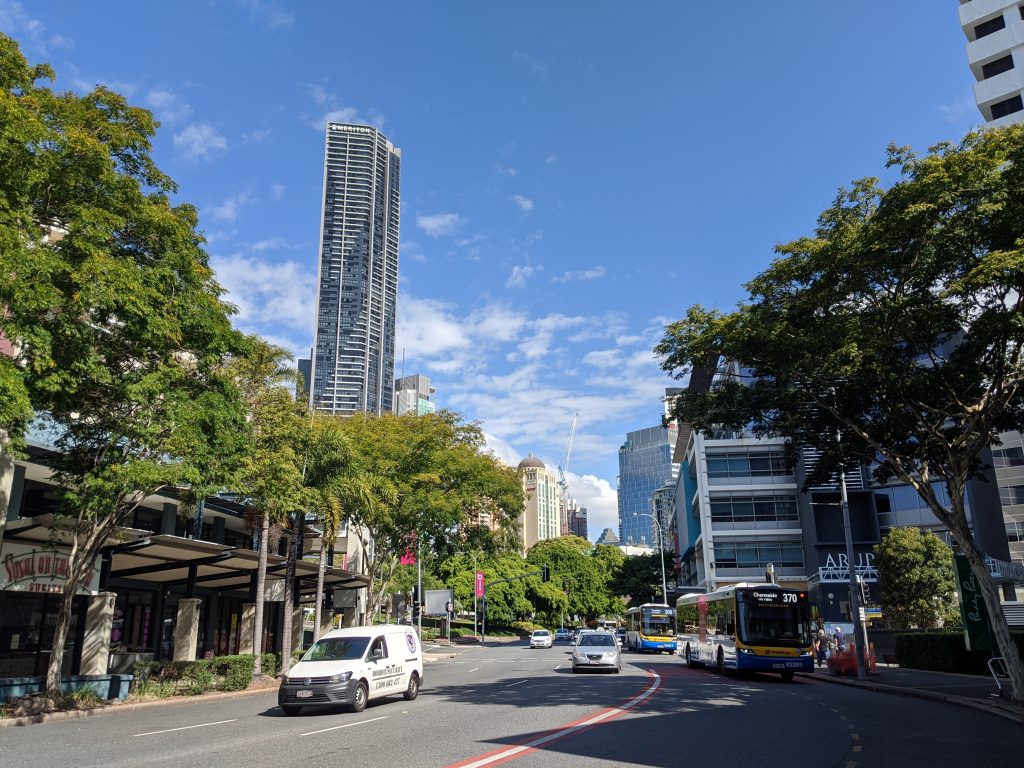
left=400, top=548, right=417, bottom=565
left=475, top=571, right=485, bottom=598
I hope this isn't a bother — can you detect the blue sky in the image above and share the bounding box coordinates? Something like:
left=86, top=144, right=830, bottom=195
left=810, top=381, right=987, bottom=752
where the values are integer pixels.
left=3, top=1, right=985, bottom=540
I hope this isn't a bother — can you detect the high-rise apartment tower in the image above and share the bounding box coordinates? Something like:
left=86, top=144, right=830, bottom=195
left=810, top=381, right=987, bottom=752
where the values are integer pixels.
left=310, top=123, right=401, bottom=415
left=960, top=1, right=1024, bottom=126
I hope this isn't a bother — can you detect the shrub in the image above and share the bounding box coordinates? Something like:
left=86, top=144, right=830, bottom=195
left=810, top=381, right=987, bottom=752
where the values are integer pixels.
left=895, top=631, right=1024, bottom=674
left=128, top=678, right=176, bottom=700
left=211, top=654, right=256, bottom=690
left=181, top=660, right=215, bottom=695
left=511, top=621, right=545, bottom=637
left=260, top=652, right=279, bottom=677
left=62, top=687, right=104, bottom=709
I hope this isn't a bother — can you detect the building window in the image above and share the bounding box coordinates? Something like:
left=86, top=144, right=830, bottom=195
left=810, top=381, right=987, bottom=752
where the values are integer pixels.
left=1001, top=484, right=1024, bottom=506
left=982, top=54, right=1015, bottom=80
left=975, top=14, right=1006, bottom=40
left=991, top=94, right=1024, bottom=120
left=1020, top=5, right=1024, bottom=21
left=993, top=446, right=1024, bottom=467
left=713, top=541, right=803, bottom=569
left=709, top=495, right=799, bottom=523
left=1007, top=520, right=1024, bottom=543
left=706, top=451, right=791, bottom=479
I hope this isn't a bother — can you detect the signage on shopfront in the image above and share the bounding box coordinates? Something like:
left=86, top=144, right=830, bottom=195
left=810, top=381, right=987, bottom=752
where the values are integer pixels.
left=817, top=552, right=879, bottom=583
left=955, top=554, right=993, bottom=652
left=0, top=542, right=100, bottom=595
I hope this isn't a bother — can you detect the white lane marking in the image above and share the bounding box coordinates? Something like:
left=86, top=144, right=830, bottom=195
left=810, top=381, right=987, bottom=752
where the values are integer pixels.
left=467, top=667, right=481, bottom=673
left=504, top=679, right=529, bottom=687
left=134, top=719, right=237, bottom=737
left=454, top=672, right=662, bottom=768
left=301, top=715, right=389, bottom=737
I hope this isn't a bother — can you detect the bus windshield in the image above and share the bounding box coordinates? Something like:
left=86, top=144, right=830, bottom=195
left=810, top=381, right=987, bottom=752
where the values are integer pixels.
left=644, top=615, right=674, bottom=637
left=738, top=604, right=811, bottom=647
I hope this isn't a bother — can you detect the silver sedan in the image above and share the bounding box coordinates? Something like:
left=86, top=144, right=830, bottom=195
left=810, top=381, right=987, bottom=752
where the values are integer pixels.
left=571, top=631, right=621, bottom=673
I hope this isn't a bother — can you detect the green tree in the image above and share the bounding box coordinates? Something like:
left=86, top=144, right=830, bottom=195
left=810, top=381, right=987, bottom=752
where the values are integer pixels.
left=527, top=536, right=601, bottom=624
left=229, top=339, right=307, bottom=676
left=611, top=552, right=670, bottom=608
left=874, top=527, right=958, bottom=630
left=336, top=411, right=523, bottom=618
left=656, top=125, right=1024, bottom=700
left=0, top=36, right=248, bottom=696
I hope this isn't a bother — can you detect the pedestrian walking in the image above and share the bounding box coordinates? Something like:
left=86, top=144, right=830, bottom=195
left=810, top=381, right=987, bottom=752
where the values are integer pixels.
left=815, top=629, right=828, bottom=667
left=833, top=626, right=845, bottom=652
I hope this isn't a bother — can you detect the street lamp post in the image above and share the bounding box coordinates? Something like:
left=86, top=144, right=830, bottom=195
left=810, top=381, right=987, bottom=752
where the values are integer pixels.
left=635, top=512, right=668, bottom=605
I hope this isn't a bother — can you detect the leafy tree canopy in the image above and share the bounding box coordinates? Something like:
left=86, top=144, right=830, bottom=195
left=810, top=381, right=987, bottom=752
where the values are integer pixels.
left=656, top=125, right=1024, bottom=700
left=874, top=527, right=959, bottom=631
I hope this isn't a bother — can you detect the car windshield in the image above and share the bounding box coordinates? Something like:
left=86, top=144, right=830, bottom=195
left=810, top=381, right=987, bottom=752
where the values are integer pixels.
left=300, top=636, right=370, bottom=662
left=738, top=604, right=812, bottom=648
left=533, top=631, right=549, bottom=636
left=578, top=634, right=615, bottom=647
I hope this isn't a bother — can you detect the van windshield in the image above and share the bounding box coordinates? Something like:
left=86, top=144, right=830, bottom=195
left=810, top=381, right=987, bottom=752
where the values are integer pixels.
left=300, top=636, right=370, bottom=662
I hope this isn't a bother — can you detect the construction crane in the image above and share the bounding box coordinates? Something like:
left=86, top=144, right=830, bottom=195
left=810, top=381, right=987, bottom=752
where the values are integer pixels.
left=557, top=412, right=578, bottom=535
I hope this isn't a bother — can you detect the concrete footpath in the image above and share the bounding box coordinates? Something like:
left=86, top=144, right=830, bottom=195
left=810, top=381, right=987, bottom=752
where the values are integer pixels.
left=809, top=664, right=1024, bottom=726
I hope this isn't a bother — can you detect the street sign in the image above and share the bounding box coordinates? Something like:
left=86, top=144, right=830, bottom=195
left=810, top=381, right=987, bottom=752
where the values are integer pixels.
left=954, top=554, right=994, bottom=652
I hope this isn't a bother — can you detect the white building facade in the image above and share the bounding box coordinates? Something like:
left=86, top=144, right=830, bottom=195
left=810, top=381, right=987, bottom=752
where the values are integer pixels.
left=960, top=0, right=1024, bottom=125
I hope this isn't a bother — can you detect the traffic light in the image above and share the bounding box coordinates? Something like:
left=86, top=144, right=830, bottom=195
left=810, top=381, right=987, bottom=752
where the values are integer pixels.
left=856, top=575, right=869, bottom=604
left=412, top=585, right=420, bottom=604
left=445, top=600, right=453, bottom=614
left=542, top=564, right=551, bottom=582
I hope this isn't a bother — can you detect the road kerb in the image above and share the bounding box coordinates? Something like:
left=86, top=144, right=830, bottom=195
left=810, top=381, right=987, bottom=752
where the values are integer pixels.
left=806, top=672, right=1024, bottom=727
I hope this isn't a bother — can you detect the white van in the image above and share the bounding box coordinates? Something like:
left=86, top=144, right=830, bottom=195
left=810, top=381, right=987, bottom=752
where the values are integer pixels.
left=278, top=625, right=423, bottom=716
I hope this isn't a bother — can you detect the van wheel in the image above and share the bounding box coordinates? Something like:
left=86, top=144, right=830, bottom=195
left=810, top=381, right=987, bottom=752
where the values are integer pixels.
left=349, top=681, right=368, bottom=713
left=281, top=705, right=301, bottom=716
left=403, top=672, right=420, bottom=701
left=716, top=647, right=726, bottom=676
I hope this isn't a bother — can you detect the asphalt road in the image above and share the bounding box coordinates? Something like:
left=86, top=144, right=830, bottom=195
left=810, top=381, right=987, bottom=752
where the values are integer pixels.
left=2, top=642, right=1022, bottom=767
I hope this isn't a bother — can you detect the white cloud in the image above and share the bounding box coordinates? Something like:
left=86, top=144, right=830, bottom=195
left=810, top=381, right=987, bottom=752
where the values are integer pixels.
left=210, top=253, right=315, bottom=333
left=208, top=190, right=256, bottom=223
left=482, top=431, right=519, bottom=468
left=512, top=194, right=534, bottom=211
left=0, top=2, right=72, bottom=53
left=469, top=303, right=528, bottom=343
left=416, top=212, right=465, bottom=238
left=173, top=122, right=228, bottom=162
left=939, top=92, right=979, bottom=125
left=236, top=0, right=294, bottom=29
left=546, top=154, right=558, bottom=164
left=243, top=127, right=273, bottom=144
left=552, top=266, right=606, bottom=284
left=516, top=313, right=586, bottom=359
left=506, top=264, right=540, bottom=289
left=306, top=83, right=385, bottom=132
left=250, top=237, right=305, bottom=252
left=396, top=297, right=472, bottom=358
left=145, top=89, right=193, bottom=125
left=493, top=163, right=517, bottom=177
left=402, top=240, right=426, bottom=263
left=270, top=183, right=285, bottom=200
left=511, top=50, right=549, bottom=77
left=567, top=473, right=619, bottom=542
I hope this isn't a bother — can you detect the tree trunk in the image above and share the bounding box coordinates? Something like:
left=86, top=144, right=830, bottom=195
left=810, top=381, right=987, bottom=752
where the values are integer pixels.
left=252, top=511, right=269, bottom=677
left=314, top=537, right=328, bottom=641
left=45, top=560, right=80, bottom=698
left=959, top=521, right=1024, bottom=702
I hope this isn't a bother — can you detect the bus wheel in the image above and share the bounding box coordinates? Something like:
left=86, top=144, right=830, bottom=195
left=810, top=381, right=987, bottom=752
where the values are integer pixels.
left=716, top=647, right=726, bottom=676
left=781, top=671, right=795, bottom=682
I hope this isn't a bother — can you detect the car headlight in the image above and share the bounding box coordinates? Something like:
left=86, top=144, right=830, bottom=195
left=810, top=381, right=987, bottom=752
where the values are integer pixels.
left=602, top=652, right=617, bottom=659
left=573, top=651, right=586, bottom=659
left=329, top=672, right=352, bottom=683
left=738, top=648, right=755, bottom=655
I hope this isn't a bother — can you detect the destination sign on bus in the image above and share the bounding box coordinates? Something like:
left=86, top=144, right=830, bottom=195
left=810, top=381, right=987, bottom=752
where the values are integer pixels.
left=737, top=589, right=807, bottom=607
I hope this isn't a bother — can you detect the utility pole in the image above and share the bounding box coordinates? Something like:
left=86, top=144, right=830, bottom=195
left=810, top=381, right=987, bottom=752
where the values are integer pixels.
left=839, top=462, right=868, bottom=680
left=417, top=535, right=422, bottom=640
left=636, top=512, right=668, bottom=604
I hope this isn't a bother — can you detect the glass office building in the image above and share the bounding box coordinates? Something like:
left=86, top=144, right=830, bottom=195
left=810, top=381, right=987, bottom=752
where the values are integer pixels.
left=617, top=424, right=678, bottom=546
left=310, top=123, right=401, bottom=415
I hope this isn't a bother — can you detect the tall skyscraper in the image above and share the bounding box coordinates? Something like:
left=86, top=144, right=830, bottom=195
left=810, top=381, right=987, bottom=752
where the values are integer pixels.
left=617, top=421, right=679, bottom=547
left=960, top=1, right=1024, bottom=126
left=310, top=123, right=401, bottom=415
left=518, top=455, right=560, bottom=552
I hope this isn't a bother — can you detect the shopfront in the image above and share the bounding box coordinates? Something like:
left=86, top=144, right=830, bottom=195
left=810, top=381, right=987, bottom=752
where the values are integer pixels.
left=0, top=539, right=100, bottom=678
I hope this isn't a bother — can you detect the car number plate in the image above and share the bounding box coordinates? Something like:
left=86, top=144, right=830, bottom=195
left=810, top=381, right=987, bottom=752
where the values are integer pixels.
left=296, top=689, right=313, bottom=698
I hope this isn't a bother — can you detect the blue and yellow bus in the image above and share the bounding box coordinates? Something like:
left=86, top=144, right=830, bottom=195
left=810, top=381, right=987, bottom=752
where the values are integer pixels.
left=624, top=603, right=677, bottom=653
left=675, top=585, right=813, bottom=680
